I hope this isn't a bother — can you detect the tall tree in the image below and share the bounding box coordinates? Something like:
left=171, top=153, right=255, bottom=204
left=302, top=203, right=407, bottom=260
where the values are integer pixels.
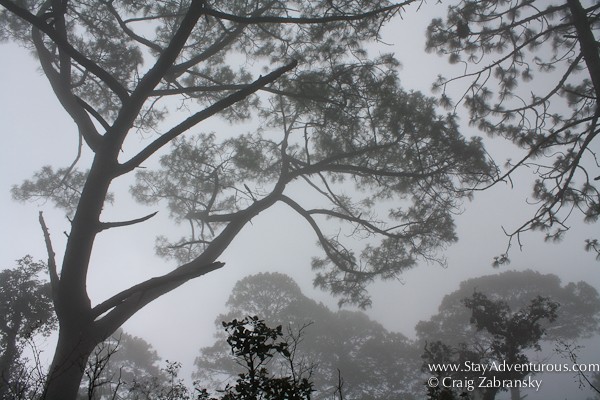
left=0, top=1, right=494, bottom=398
left=465, top=292, right=558, bottom=400
left=79, top=329, right=166, bottom=400
left=195, top=273, right=422, bottom=399
left=202, top=316, right=314, bottom=400
left=418, top=270, right=600, bottom=400
left=0, top=256, right=56, bottom=400
left=426, top=0, right=600, bottom=262
left=423, top=295, right=559, bottom=400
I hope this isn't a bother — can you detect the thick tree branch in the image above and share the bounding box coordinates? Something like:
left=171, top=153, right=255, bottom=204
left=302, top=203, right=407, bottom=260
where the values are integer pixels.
left=92, top=178, right=293, bottom=335
left=567, top=0, right=600, bottom=101
left=31, top=25, right=103, bottom=150
left=0, top=0, right=129, bottom=102
left=50, top=0, right=72, bottom=88
left=108, top=0, right=206, bottom=144
left=75, top=96, right=111, bottom=132
left=91, top=261, right=224, bottom=320
left=118, top=60, right=298, bottom=174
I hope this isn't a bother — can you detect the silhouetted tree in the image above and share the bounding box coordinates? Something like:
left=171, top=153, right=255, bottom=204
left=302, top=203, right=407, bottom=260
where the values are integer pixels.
left=419, top=271, right=600, bottom=400
left=196, top=273, right=422, bottom=399
left=0, top=1, right=496, bottom=397
left=417, top=270, right=600, bottom=344
left=426, top=0, right=600, bottom=262
left=78, top=329, right=166, bottom=399
left=424, top=294, right=559, bottom=400
left=0, top=256, right=56, bottom=400
left=201, top=316, right=314, bottom=400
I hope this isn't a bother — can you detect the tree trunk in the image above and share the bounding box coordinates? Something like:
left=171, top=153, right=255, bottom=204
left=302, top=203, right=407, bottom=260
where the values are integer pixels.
left=0, top=328, right=19, bottom=399
left=42, top=326, right=97, bottom=400
left=510, top=386, right=521, bottom=400
left=567, top=0, right=600, bottom=100
left=482, top=387, right=498, bottom=400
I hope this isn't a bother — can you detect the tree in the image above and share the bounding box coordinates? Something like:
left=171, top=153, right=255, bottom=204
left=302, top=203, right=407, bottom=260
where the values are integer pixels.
left=0, top=1, right=495, bottom=398
left=80, top=317, right=314, bottom=400
left=426, top=0, right=600, bottom=262
left=424, top=293, right=560, bottom=400
left=416, top=270, right=600, bottom=343
left=468, top=292, right=559, bottom=400
left=195, top=273, right=422, bottom=399
left=202, top=316, right=314, bottom=400
left=0, top=256, right=56, bottom=400
left=418, top=270, right=600, bottom=400
left=79, top=329, right=166, bottom=400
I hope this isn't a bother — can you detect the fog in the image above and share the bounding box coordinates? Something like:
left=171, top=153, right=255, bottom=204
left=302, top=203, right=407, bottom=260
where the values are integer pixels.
left=1, top=2, right=599, bottom=399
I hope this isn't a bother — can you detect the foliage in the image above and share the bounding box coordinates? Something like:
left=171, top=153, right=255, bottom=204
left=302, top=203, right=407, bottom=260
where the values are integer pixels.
left=426, top=0, right=600, bottom=261
left=423, top=292, right=559, bottom=400
left=200, top=316, right=314, bottom=400
left=0, top=256, right=56, bottom=400
left=78, top=318, right=314, bottom=400
left=129, top=361, right=194, bottom=400
left=464, top=292, right=559, bottom=357
left=418, top=270, right=600, bottom=400
left=195, top=273, right=422, bottom=399
left=0, top=0, right=496, bottom=396
left=416, top=270, right=600, bottom=344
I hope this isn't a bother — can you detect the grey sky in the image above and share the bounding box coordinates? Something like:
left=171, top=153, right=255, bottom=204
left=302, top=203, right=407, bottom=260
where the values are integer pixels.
left=1, top=2, right=599, bottom=399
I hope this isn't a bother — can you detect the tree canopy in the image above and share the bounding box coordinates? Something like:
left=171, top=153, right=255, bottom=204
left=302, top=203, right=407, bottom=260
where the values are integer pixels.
left=195, top=272, right=422, bottom=400
left=0, top=1, right=496, bottom=398
left=416, top=270, right=600, bottom=345
left=424, top=293, right=560, bottom=400
left=418, top=270, right=600, bottom=400
left=0, top=256, right=56, bottom=400
left=426, top=0, right=600, bottom=262
left=79, top=328, right=167, bottom=400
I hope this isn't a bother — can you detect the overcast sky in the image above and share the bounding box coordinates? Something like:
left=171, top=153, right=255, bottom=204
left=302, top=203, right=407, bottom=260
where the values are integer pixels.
left=1, top=3, right=599, bottom=399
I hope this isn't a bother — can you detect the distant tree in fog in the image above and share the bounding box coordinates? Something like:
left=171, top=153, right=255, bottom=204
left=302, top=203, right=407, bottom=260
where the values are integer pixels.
left=79, top=329, right=167, bottom=400
left=0, top=256, right=55, bottom=400
left=195, top=273, right=423, bottom=400
left=417, top=270, right=600, bottom=344
left=419, top=270, right=600, bottom=400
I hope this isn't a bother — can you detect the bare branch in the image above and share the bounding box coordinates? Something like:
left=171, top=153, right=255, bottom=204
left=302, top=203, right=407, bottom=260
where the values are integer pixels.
left=38, top=212, right=59, bottom=295
left=98, top=211, right=158, bottom=232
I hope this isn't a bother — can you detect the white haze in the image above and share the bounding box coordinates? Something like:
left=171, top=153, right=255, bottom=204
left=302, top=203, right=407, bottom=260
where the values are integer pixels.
left=1, top=3, right=599, bottom=399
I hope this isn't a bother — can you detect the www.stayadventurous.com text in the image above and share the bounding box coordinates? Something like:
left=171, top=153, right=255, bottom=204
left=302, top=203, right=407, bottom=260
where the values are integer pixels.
left=426, top=361, right=600, bottom=392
